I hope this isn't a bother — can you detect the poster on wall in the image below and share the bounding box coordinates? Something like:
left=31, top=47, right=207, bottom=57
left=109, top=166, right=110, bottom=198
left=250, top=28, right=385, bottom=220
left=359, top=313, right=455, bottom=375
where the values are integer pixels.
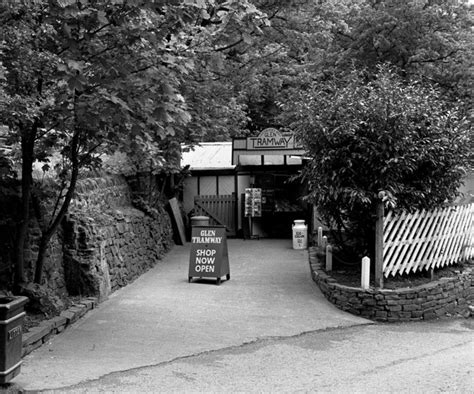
left=244, top=188, right=262, bottom=217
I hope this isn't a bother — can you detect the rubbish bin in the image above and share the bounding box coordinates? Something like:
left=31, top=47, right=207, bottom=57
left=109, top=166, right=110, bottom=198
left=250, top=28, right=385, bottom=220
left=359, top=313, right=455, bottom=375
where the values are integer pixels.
left=292, top=219, right=308, bottom=249
left=191, top=216, right=210, bottom=227
left=0, top=296, right=28, bottom=384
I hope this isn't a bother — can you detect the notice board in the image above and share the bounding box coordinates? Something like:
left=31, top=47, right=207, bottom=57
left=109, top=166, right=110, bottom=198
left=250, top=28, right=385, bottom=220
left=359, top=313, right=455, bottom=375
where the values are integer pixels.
left=188, top=225, right=230, bottom=285
left=244, top=188, right=262, bottom=217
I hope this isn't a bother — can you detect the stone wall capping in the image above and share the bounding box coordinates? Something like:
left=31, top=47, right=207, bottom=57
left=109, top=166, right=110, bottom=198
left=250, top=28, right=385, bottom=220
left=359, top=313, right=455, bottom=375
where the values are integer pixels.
left=389, top=287, right=414, bottom=295
left=60, top=310, right=77, bottom=325
left=378, top=288, right=398, bottom=294
left=308, top=246, right=473, bottom=322
left=22, top=339, right=43, bottom=357
left=49, top=315, right=68, bottom=329
left=438, top=277, right=455, bottom=281
left=22, top=297, right=102, bottom=357
left=68, top=305, right=88, bottom=319
left=77, top=299, right=95, bottom=311
left=336, top=284, right=361, bottom=293
left=37, top=320, right=55, bottom=332
left=23, top=325, right=52, bottom=347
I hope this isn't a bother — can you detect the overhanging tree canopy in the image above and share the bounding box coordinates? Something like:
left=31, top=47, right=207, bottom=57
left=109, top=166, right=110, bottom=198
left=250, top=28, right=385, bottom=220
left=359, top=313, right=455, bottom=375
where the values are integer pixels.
left=0, top=0, right=266, bottom=286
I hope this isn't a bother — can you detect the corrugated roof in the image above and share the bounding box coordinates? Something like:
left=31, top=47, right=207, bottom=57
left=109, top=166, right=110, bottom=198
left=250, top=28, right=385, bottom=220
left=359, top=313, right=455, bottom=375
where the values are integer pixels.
left=181, top=142, right=234, bottom=170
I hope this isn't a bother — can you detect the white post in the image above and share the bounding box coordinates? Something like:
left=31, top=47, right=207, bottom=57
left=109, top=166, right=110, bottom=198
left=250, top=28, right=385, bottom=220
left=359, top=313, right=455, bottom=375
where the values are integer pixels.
left=317, top=227, right=323, bottom=247
left=322, top=235, right=328, bottom=249
left=326, top=244, right=332, bottom=271
left=361, top=256, right=370, bottom=290
left=375, top=200, right=384, bottom=288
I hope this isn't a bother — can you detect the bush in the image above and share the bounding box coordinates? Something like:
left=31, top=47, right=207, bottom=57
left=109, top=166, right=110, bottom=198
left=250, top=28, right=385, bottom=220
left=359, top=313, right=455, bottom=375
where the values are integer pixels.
left=285, top=66, right=472, bottom=259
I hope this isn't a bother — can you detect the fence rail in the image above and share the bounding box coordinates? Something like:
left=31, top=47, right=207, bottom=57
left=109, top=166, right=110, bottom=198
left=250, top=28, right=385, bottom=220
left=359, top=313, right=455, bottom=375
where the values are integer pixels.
left=382, top=203, right=474, bottom=277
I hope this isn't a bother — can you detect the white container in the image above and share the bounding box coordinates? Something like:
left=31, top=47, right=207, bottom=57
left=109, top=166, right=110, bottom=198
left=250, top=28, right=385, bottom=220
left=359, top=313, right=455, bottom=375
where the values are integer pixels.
left=292, top=220, right=308, bottom=249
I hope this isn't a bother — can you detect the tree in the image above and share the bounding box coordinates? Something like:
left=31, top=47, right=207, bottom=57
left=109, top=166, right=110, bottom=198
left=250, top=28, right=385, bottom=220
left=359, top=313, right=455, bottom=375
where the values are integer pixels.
left=0, top=0, right=267, bottom=287
left=174, top=0, right=339, bottom=136
left=223, top=0, right=336, bottom=132
left=0, top=2, right=189, bottom=286
left=240, top=0, right=473, bottom=131
left=326, top=0, right=474, bottom=102
left=178, top=0, right=271, bottom=140
left=283, top=66, right=472, bottom=259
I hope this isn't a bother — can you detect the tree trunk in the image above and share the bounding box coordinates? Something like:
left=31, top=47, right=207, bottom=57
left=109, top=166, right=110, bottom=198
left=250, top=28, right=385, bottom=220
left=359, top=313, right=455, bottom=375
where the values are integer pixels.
left=34, top=128, right=81, bottom=284
left=14, top=124, right=36, bottom=289
left=33, top=236, right=49, bottom=285
left=33, top=170, right=78, bottom=283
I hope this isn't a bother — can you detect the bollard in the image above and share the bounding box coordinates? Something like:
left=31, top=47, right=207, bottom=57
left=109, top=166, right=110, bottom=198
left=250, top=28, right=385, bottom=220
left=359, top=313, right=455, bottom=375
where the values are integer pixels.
left=326, top=244, right=333, bottom=271
left=317, top=227, right=323, bottom=247
left=361, top=256, right=370, bottom=289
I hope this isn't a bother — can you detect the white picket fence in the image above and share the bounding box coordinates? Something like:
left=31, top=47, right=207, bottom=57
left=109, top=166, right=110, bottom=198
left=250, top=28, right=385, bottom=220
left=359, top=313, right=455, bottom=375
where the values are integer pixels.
left=382, top=203, right=474, bottom=277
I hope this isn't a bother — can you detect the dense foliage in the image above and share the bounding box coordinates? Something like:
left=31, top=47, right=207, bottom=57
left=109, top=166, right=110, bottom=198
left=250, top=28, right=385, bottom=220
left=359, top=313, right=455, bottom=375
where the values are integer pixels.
left=0, top=0, right=266, bottom=285
left=283, top=66, right=472, bottom=258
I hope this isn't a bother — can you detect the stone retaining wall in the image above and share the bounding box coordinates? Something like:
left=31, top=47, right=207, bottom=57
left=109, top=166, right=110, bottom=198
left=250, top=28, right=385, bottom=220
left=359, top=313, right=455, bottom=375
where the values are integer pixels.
left=25, top=220, right=66, bottom=297
left=309, top=248, right=473, bottom=322
left=71, top=175, right=132, bottom=211
left=0, top=175, right=174, bottom=304
left=64, top=176, right=173, bottom=300
left=0, top=187, right=66, bottom=296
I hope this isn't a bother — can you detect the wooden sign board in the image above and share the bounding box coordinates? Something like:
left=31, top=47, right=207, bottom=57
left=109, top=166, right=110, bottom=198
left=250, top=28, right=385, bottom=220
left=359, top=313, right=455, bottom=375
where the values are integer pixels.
left=246, top=128, right=303, bottom=150
left=168, top=197, right=186, bottom=245
left=188, top=225, right=230, bottom=285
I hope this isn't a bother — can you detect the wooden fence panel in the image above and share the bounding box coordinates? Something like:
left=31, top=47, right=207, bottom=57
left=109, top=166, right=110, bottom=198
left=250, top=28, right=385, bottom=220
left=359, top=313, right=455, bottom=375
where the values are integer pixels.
left=382, top=203, right=474, bottom=277
left=194, top=194, right=237, bottom=237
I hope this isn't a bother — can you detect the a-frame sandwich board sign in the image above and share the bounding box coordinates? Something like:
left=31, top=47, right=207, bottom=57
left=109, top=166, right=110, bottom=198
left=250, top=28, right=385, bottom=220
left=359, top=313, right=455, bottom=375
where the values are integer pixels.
left=188, top=225, right=230, bottom=285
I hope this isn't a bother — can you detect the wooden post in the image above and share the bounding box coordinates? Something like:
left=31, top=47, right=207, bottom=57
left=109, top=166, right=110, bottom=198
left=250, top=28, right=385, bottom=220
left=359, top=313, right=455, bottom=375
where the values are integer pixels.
left=326, top=244, right=332, bottom=271
left=361, top=256, right=370, bottom=289
left=312, top=205, right=317, bottom=236
left=317, top=227, right=323, bottom=248
left=322, top=235, right=328, bottom=250
left=375, top=200, right=384, bottom=288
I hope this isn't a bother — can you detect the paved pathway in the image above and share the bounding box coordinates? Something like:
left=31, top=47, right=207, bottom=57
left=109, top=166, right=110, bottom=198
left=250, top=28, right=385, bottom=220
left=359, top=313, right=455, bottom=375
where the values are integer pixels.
left=16, top=239, right=370, bottom=391
left=49, top=320, right=474, bottom=393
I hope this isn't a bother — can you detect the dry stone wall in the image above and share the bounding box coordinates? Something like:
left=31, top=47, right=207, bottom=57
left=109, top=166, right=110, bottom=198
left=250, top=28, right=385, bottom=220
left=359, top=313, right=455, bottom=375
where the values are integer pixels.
left=24, top=218, right=65, bottom=292
left=64, top=175, right=173, bottom=300
left=309, top=248, right=473, bottom=321
left=0, top=174, right=174, bottom=306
